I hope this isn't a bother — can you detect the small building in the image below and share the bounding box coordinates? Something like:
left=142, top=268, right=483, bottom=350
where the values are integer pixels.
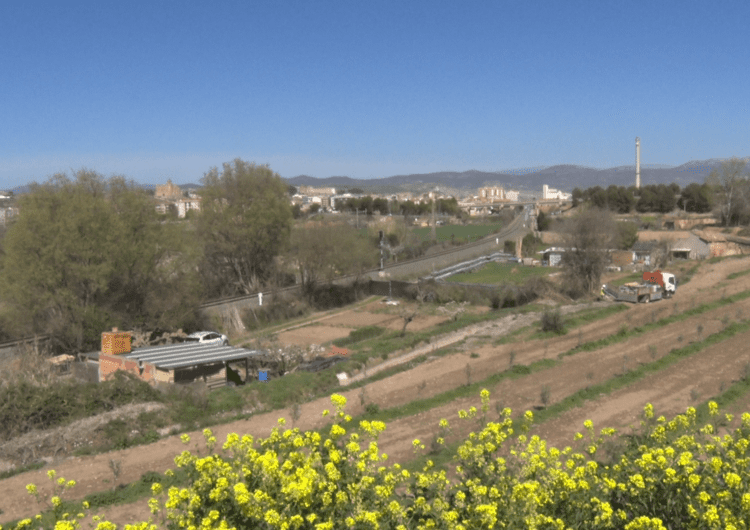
left=611, top=250, right=635, bottom=268
left=669, top=234, right=710, bottom=260
left=632, top=240, right=661, bottom=267
left=538, top=247, right=566, bottom=267
left=91, top=328, right=266, bottom=388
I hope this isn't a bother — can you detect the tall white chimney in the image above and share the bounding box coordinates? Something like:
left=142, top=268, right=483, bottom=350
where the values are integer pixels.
left=635, top=137, right=641, bottom=189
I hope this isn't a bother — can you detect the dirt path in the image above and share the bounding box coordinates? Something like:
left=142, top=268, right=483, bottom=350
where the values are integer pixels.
left=2, top=256, right=750, bottom=526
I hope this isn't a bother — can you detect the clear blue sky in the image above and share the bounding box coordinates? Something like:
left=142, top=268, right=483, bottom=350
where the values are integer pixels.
left=2, top=0, right=748, bottom=190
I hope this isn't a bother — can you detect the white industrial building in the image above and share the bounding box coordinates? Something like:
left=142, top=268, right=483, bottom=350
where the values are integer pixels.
left=542, top=185, right=571, bottom=201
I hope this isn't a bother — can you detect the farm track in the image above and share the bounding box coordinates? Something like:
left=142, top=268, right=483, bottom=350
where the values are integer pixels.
left=3, top=256, right=750, bottom=526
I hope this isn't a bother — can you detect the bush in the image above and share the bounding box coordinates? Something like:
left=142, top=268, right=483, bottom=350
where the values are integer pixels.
left=540, top=308, right=565, bottom=334
left=333, top=326, right=386, bottom=347
left=27, top=394, right=750, bottom=530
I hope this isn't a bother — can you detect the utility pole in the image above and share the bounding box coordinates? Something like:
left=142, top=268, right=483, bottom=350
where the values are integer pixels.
left=431, top=188, right=438, bottom=242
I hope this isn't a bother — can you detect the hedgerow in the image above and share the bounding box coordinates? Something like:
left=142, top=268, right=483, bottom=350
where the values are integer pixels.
left=8, top=391, right=750, bottom=530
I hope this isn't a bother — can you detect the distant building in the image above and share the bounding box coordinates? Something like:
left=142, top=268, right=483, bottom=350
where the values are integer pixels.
left=542, top=185, right=571, bottom=201
left=479, top=186, right=505, bottom=201
left=154, top=180, right=200, bottom=218
left=299, top=185, right=336, bottom=196
left=155, top=180, right=182, bottom=200
left=0, top=207, right=18, bottom=225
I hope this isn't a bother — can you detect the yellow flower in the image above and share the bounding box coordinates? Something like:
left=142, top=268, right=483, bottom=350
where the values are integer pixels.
left=25, top=484, right=37, bottom=495
left=181, top=434, right=190, bottom=444
left=708, top=401, right=719, bottom=416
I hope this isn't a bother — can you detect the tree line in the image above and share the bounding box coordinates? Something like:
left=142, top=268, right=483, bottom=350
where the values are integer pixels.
left=294, top=195, right=462, bottom=218
left=569, top=158, right=750, bottom=225
left=0, top=159, right=473, bottom=353
left=0, top=160, right=368, bottom=352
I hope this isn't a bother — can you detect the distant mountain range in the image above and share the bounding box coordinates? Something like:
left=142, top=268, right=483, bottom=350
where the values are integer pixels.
left=7, top=157, right=748, bottom=196
left=285, top=157, right=750, bottom=195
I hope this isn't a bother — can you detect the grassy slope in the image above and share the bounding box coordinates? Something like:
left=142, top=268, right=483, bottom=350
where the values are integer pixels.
left=444, top=262, right=555, bottom=285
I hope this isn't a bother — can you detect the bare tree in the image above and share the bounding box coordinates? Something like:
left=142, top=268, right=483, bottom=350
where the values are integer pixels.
left=400, top=284, right=426, bottom=336
left=706, top=157, right=750, bottom=226
left=560, top=207, right=618, bottom=296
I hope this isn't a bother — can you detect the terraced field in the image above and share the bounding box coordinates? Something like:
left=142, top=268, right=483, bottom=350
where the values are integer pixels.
left=2, top=255, right=750, bottom=526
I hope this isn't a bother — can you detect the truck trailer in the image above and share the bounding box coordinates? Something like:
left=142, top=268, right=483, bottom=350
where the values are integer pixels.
left=603, top=270, right=677, bottom=303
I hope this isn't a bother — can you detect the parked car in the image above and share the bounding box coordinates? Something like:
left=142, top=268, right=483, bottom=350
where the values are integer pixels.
left=185, top=331, right=229, bottom=346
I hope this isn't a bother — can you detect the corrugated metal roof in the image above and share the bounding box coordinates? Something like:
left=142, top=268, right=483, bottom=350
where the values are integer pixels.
left=121, top=343, right=266, bottom=370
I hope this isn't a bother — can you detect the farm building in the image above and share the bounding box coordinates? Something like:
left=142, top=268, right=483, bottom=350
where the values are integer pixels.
left=669, top=234, right=710, bottom=260
left=84, top=329, right=267, bottom=389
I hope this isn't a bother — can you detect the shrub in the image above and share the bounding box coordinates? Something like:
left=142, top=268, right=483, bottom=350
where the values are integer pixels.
left=333, top=326, right=385, bottom=347
left=19, top=395, right=750, bottom=530
left=540, top=308, right=565, bottom=334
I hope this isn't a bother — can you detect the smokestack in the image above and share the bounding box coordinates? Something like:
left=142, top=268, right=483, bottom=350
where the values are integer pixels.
left=635, top=137, right=641, bottom=189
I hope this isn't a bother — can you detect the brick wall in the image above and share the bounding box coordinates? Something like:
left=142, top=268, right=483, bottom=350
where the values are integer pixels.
left=99, top=353, right=164, bottom=384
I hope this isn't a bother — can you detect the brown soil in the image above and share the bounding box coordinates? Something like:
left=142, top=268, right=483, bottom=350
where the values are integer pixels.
left=3, top=256, right=750, bottom=526
left=276, top=325, right=354, bottom=346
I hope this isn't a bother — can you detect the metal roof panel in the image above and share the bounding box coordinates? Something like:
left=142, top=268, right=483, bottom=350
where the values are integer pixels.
left=120, top=343, right=266, bottom=370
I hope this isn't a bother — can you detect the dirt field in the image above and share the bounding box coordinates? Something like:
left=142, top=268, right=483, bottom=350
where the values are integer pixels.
left=2, top=255, right=750, bottom=526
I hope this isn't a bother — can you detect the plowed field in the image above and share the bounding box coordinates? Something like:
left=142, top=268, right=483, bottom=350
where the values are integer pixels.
left=3, top=256, right=750, bottom=527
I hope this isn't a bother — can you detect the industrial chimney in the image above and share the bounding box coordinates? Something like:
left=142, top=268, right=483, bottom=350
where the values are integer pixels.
left=635, top=137, right=641, bottom=189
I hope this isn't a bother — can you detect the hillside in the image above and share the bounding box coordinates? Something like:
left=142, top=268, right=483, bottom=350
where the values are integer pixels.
left=284, top=156, right=750, bottom=194
left=2, top=255, right=750, bottom=526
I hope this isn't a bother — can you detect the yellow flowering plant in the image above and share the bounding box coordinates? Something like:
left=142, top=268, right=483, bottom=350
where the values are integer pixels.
left=6, top=392, right=750, bottom=530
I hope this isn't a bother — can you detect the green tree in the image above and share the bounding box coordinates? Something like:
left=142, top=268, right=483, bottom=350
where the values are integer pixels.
left=678, top=183, right=713, bottom=213
left=197, top=159, right=293, bottom=296
left=0, top=171, right=201, bottom=352
left=536, top=210, right=551, bottom=231
left=290, top=221, right=377, bottom=296
left=615, top=221, right=639, bottom=250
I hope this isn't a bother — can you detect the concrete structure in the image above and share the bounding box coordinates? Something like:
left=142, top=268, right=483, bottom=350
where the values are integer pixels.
left=669, top=234, right=710, bottom=260
left=479, top=186, right=505, bottom=201
left=635, top=137, right=641, bottom=189
left=538, top=247, right=565, bottom=266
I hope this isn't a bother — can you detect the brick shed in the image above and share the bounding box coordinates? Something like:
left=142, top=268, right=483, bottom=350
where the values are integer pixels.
left=95, top=328, right=265, bottom=387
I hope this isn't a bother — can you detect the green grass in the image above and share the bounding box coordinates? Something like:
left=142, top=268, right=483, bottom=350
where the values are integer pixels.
left=333, top=326, right=386, bottom=347
left=411, top=222, right=505, bottom=244
left=445, top=262, right=555, bottom=286
left=728, top=268, right=750, bottom=280
left=526, top=304, right=629, bottom=340
left=4, top=468, right=188, bottom=529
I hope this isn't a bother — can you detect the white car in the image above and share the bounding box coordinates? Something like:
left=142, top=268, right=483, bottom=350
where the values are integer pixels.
left=185, top=331, right=229, bottom=346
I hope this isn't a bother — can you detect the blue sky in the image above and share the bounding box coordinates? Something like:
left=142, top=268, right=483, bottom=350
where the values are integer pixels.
left=1, top=0, right=748, bottom=190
